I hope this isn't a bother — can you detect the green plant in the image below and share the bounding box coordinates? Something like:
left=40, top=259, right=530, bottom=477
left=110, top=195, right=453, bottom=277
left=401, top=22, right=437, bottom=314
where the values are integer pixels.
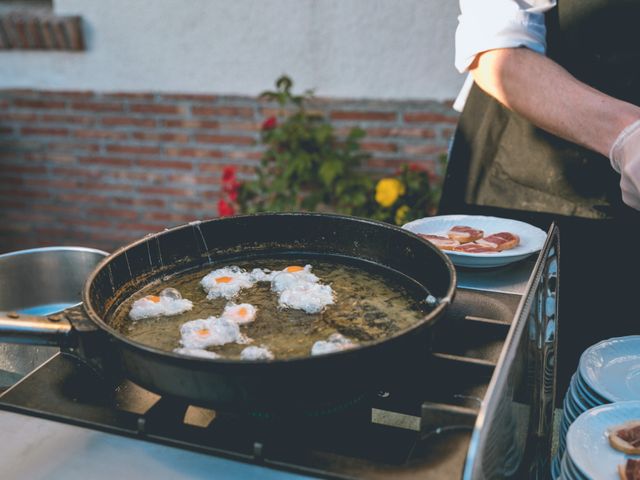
left=237, top=75, right=373, bottom=215
left=221, top=75, right=443, bottom=225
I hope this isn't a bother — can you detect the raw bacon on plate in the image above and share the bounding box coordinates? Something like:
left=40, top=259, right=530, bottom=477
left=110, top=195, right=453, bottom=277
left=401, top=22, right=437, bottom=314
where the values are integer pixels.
left=447, top=225, right=484, bottom=243
left=418, top=234, right=460, bottom=251
left=476, top=232, right=520, bottom=251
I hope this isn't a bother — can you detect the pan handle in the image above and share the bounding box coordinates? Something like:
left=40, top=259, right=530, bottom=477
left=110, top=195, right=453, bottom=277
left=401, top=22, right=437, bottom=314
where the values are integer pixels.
left=0, top=310, right=75, bottom=347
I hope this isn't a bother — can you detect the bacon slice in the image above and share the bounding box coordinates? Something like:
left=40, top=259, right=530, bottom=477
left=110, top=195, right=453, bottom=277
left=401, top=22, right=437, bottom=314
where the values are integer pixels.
left=453, top=243, right=498, bottom=254
left=610, top=421, right=640, bottom=455
left=447, top=225, right=484, bottom=243
left=418, top=234, right=460, bottom=251
left=619, top=458, right=640, bottom=480
left=476, top=232, right=520, bottom=251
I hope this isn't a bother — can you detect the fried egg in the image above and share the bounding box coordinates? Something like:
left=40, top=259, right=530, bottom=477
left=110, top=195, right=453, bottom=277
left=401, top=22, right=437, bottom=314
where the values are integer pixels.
left=311, top=333, right=357, bottom=356
left=221, top=303, right=257, bottom=325
left=278, top=282, right=334, bottom=314
left=179, top=316, right=249, bottom=349
left=240, top=345, right=274, bottom=360
left=271, top=265, right=319, bottom=293
left=200, top=266, right=256, bottom=300
left=173, top=347, right=221, bottom=360
left=129, top=288, right=193, bottom=321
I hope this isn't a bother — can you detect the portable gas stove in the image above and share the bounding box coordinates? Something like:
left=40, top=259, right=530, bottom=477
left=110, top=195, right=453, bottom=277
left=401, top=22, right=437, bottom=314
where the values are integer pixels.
left=0, top=225, right=558, bottom=480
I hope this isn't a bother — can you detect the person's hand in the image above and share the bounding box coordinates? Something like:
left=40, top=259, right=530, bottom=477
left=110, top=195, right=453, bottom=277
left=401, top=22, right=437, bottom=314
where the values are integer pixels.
left=610, top=119, right=640, bottom=210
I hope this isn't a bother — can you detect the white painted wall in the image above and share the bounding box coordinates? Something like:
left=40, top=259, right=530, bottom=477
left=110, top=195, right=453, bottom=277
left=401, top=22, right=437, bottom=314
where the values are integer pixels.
left=0, top=0, right=464, bottom=100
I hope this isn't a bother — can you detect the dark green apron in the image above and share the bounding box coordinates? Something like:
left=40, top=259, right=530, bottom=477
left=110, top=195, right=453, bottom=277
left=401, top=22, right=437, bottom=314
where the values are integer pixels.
left=440, top=0, right=640, bottom=398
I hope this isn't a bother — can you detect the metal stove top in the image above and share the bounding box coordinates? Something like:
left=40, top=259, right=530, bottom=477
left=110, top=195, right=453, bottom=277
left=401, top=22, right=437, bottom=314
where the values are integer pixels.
left=0, top=248, right=556, bottom=480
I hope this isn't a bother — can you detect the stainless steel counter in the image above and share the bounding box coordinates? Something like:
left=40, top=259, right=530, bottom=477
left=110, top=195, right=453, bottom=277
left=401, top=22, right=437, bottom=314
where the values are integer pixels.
left=0, top=256, right=539, bottom=480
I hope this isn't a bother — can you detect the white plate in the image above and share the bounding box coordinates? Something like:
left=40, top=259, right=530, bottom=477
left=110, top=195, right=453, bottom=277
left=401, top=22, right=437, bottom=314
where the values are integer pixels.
left=402, top=215, right=547, bottom=268
left=567, top=401, right=640, bottom=480
left=579, top=336, right=640, bottom=402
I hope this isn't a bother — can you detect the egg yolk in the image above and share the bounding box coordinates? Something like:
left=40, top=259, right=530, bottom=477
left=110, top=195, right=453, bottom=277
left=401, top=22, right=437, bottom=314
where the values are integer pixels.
left=147, top=295, right=161, bottom=303
left=215, top=276, right=233, bottom=284
left=237, top=307, right=247, bottom=316
left=285, top=266, right=304, bottom=273
left=197, top=328, right=210, bottom=337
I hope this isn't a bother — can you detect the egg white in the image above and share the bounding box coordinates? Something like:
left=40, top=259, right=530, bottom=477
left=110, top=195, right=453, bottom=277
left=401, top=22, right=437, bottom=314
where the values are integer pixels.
left=311, top=333, right=357, bottom=356
left=200, top=266, right=256, bottom=300
left=240, top=345, right=274, bottom=360
left=129, top=293, right=193, bottom=321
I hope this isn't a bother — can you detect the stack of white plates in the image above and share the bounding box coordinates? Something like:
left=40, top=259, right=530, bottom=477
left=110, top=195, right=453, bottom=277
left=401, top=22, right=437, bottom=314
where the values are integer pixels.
left=551, top=336, right=640, bottom=479
left=557, top=401, right=640, bottom=479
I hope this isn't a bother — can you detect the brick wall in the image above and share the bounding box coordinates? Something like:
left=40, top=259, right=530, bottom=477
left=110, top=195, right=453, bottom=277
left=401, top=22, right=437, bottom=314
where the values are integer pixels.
left=0, top=90, right=458, bottom=254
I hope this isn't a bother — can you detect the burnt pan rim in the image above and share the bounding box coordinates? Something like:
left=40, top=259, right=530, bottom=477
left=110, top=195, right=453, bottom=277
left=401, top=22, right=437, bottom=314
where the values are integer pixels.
left=82, top=212, right=457, bottom=365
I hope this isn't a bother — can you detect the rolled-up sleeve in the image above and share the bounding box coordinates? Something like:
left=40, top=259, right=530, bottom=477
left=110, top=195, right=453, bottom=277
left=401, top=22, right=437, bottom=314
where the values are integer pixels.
left=455, top=0, right=556, bottom=73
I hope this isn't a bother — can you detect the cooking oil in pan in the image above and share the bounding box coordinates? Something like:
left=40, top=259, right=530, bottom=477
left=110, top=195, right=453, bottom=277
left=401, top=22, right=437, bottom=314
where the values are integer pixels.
left=111, top=258, right=430, bottom=360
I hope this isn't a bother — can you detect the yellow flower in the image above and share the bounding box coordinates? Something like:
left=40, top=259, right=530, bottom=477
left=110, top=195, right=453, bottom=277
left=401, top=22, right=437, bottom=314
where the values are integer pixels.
left=395, top=205, right=410, bottom=225
left=375, top=178, right=405, bottom=207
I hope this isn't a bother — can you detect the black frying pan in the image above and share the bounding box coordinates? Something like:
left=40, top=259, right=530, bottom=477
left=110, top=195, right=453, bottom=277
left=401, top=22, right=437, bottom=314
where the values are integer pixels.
left=0, top=213, right=456, bottom=414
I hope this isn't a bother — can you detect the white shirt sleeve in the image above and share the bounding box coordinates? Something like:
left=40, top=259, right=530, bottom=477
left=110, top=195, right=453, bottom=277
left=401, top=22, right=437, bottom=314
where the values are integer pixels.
left=453, top=0, right=556, bottom=111
left=455, top=0, right=556, bottom=73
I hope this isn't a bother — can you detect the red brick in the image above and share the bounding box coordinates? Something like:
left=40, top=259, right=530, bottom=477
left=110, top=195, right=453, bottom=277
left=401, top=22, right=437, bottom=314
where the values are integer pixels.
left=24, top=153, right=76, bottom=164
left=58, top=193, right=106, bottom=204
left=113, top=197, right=166, bottom=208
left=403, top=112, right=459, bottom=124
left=2, top=165, right=48, bottom=175
left=0, top=113, right=38, bottom=122
left=102, top=117, right=156, bottom=128
left=1, top=189, right=51, bottom=199
left=40, top=114, right=96, bottom=125
left=160, top=94, right=218, bottom=102
left=60, top=218, right=112, bottom=228
left=38, top=91, right=94, bottom=99
left=130, top=104, right=183, bottom=115
left=194, top=134, right=255, bottom=145
left=136, top=159, right=193, bottom=170
left=29, top=178, right=78, bottom=189
left=164, top=147, right=223, bottom=158
left=192, top=106, right=254, bottom=117
left=132, top=132, right=189, bottom=143
left=102, top=92, right=156, bottom=100
left=106, top=145, right=161, bottom=155
left=102, top=171, right=163, bottom=183
left=90, top=183, right=134, bottom=192
left=226, top=151, right=263, bottom=160
left=199, top=164, right=224, bottom=173
left=21, top=127, right=69, bottom=136
left=138, top=186, right=192, bottom=196
left=148, top=212, right=199, bottom=222
left=162, top=119, right=219, bottom=129
left=365, top=127, right=435, bottom=138
left=88, top=208, right=138, bottom=219
left=48, top=142, right=100, bottom=153
left=166, top=174, right=197, bottom=184
left=13, top=99, right=66, bottom=110
left=0, top=127, right=12, bottom=135
left=79, top=156, right=133, bottom=167
left=71, top=102, right=124, bottom=113
left=361, top=141, right=398, bottom=153
left=116, top=222, right=163, bottom=232
left=74, top=129, right=128, bottom=140
left=218, top=121, right=260, bottom=132
left=402, top=144, right=447, bottom=156
left=330, top=111, right=396, bottom=122
left=52, top=167, right=104, bottom=178
left=173, top=200, right=209, bottom=211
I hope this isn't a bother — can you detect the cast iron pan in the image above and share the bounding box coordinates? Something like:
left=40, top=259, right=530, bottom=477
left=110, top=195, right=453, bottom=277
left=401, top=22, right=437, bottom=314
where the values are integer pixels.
left=0, top=213, right=456, bottom=415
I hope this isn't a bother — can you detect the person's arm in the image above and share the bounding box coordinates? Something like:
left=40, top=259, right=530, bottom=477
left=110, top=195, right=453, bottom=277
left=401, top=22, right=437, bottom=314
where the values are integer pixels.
left=469, top=47, right=640, bottom=157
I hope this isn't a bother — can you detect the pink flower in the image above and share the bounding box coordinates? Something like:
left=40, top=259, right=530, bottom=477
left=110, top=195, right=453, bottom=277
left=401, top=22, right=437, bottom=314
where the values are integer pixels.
left=261, top=116, right=277, bottom=131
left=218, top=199, right=235, bottom=217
